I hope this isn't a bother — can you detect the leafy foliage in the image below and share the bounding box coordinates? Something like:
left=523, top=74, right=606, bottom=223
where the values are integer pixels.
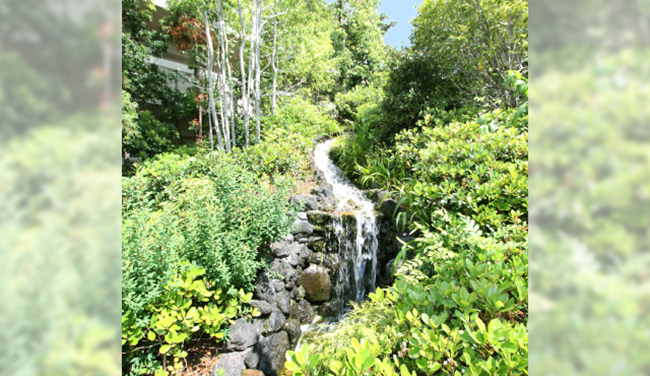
left=330, top=0, right=389, bottom=91
left=411, top=0, right=528, bottom=108
left=299, top=77, right=528, bottom=375
left=122, top=263, right=257, bottom=375
left=122, top=151, right=293, bottom=375
left=122, top=111, right=180, bottom=159
left=379, top=51, right=462, bottom=141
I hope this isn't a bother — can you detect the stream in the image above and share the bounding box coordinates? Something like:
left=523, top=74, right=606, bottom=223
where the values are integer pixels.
left=313, top=139, right=380, bottom=306
left=296, top=139, right=381, bottom=345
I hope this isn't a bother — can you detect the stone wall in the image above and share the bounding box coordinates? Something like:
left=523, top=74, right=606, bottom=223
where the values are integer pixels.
left=212, top=181, right=404, bottom=376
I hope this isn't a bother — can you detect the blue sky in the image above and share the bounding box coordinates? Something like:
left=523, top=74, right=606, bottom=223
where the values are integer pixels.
left=378, top=0, right=421, bottom=47
left=325, top=0, right=422, bottom=48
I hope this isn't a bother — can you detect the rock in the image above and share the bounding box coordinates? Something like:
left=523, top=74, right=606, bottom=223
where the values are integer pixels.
left=297, top=212, right=307, bottom=221
left=379, top=199, right=398, bottom=217
left=250, top=300, right=274, bottom=316
left=256, top=331, right=291, bottom=376
left=291, top=219, right=314, bottom=236
left=267, top=310, right=286, bottom=333
left=284, top=319, right=302, bottom=346
left=271, top=259, right=298, bottom=285
left=377, top=190, right=390, bottom=202
left=311, top=185, right=334, bottom=198
left=307, top=237, right=326, bottom=253
left=318, top=299, right=342, bottom=317
left=211, top=352, right=245, bottom=376
left=227, top=318, right=263, bottom=351
left=319, top=197, right=335, bottom=212
left=254, top=272, right=278, bottom=305
left=297, top=300, right=315, bottom=324
left=241, top=370, right=264, bottom=376
left=289, top=299, right=300, bottom=321
left=294, top=286, right=306, bottom=300
left=282, top=234, right=294, bottom=243
left=300, top=265, right=331, bottom=302
left=272, top=242, right=307, bottom=267
left=272, top=279, right=285, bottom=293
left=274, top=289, right=291, bottom=315
left=290, top=195, right=320, bottom=211
left=244, top=350, right=260, bottom=369
left=306, top=211, right=331, bottom=227
left=309, top=253, right=339, bottom=274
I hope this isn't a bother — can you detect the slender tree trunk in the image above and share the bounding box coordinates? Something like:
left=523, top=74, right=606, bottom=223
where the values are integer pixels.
left=248, top=0, right=257, bottom=144
left=222, top=8, right=236, bottom=150
left=270, top=0, right=278, bottom=116
left=255, top=0, right=263, bottom=144
left=204, top=10, right=223, bottom=151
left=238, top=0, right=250, bottom=147
left=216, top=1, right=231, bottom=152
left=208, top=106, right=214, bottom=152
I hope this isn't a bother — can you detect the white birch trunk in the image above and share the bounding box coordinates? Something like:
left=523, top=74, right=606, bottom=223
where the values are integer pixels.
left=254, top=0, right=263, bottom=144
left=270, top=0, right=278, bottom=116
left=247, top=0, right=257, bottom=144
left=238, top=0, right=250, bottom=147
left=204, top=10, right=223, bottom=151
left=215, top=1, right=231, bottom=152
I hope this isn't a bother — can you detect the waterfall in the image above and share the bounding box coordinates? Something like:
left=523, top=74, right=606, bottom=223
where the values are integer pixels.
left=313, top=139, right=379, bottom=307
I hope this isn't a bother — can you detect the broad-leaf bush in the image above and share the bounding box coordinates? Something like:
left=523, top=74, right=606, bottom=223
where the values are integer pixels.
left=290, top=101, right=528, bottom=375
left=122, top=152, right=293, bottom=375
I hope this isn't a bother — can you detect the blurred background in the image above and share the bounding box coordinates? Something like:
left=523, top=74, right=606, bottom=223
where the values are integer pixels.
left=0, top=0, right=122, bottom=375
left=1, top=0, right=649, bottom=375
left=529, top=0, right=650, bottom=375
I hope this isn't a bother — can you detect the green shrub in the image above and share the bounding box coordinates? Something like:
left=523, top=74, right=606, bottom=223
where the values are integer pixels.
left=334, top=84, right=384, bottom=125
left=122, top=152, right=293, bottom=375
left=264, top=96, right=341, bottom=139
left=379, top=51, right=463, bottom=142
left=296, top=103, right=528, bottom=376
left=122, top=263, right=257, bottom=376
left=122, top=110, right=179, bottom=159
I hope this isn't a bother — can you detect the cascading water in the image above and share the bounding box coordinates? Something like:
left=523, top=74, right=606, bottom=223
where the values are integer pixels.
left=313, top=139, right=379, bottom=308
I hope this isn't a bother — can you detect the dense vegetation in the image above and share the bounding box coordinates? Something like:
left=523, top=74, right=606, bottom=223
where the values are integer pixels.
left=121, top=0, right=527, bottom=375
left=285, top=0, right=529, bottom=374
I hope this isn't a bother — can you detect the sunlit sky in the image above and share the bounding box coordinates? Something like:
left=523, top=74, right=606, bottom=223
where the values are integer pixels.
left=325, top=0, right=422, bottom=48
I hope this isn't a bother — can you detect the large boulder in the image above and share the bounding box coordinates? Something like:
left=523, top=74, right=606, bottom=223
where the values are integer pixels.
left=227, top=318, right=263, bottom=351
left=211, top=352, right=246, bottom=376
left=300, top=265, right=331, bottom=302
left=256, top=331, right=291, bottom=376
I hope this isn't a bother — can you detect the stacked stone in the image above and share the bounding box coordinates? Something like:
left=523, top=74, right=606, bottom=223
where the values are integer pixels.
left=212, top=186, right=405, bottom=376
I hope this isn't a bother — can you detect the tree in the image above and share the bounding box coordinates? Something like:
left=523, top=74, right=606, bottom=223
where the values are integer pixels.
left=330, top=0, right=388, bottom=91
left=411, top=0, right=528, bottom=108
